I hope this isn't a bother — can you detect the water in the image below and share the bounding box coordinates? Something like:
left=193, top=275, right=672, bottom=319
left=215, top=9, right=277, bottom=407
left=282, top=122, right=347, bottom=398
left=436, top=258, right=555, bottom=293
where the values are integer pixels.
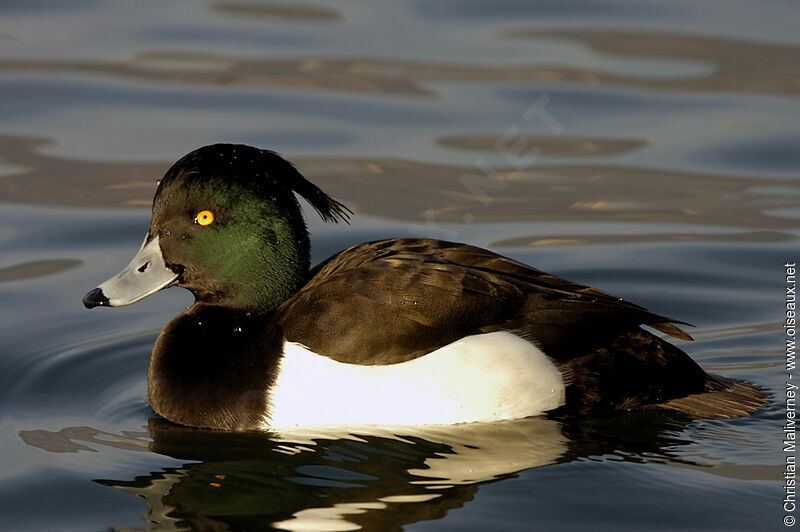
left=0, top=1, right=797, bottom=530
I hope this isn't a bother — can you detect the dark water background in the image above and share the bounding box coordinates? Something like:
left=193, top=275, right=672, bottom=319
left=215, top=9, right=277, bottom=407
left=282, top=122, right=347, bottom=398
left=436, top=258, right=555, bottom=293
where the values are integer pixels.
left=0, top=1, right=797, bottom=530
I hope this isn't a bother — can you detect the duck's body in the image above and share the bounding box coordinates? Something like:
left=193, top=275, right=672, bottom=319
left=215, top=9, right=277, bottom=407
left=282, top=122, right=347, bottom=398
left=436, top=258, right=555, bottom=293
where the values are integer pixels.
left=84, top=144, right=766, bottom=431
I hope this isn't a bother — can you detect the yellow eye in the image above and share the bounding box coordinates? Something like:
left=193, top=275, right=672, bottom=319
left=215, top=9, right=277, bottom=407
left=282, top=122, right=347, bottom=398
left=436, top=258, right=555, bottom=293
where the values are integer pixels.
left=195, top=210, right=214, bottom=226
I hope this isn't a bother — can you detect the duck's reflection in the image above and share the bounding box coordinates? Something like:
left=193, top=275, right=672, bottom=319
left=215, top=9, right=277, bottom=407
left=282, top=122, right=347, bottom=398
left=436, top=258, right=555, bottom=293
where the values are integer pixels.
left=128, top=418, right=565, bottom=531
left=20, top=412, right=695, bottom=531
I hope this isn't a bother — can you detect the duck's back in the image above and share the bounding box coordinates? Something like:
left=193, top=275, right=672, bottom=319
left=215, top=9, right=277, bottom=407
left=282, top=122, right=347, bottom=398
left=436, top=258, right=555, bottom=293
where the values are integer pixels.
left=275, top=238, right=766, bottom=418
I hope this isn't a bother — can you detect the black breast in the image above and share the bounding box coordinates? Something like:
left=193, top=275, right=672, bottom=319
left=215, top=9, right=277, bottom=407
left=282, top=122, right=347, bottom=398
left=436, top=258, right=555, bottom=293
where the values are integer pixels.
left=148, top=306, right=283, bottom=431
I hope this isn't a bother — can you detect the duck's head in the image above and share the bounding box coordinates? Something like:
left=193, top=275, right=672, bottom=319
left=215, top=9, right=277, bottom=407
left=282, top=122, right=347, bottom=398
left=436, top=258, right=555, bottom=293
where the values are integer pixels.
left=83, top=144, right=350, bottom=312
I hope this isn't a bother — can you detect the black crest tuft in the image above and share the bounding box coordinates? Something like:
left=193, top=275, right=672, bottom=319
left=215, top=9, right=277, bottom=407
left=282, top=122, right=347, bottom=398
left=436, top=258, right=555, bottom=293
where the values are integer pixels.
left=259, top=148, right=352, bottom=225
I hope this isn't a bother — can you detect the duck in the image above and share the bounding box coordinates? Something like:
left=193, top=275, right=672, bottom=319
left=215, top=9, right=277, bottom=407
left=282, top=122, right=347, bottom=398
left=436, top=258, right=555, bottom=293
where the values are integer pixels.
left=83, top=144, right=766, bottom=431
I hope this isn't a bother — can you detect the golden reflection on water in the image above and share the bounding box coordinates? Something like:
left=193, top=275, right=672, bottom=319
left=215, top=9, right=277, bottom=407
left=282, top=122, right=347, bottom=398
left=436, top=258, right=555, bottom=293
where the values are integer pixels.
left=0, top=28, right=797, bottom=96
left=210, top=2, right=342, bottom=22
left=507, top=29, right=800, bottom=96
left=0, top=134, right=798, bottom=242
left=491, top=231, right=794, bottom=248
left=437, top=135, right=649, bottom=157
left=0, top=136, right=165, bottom=208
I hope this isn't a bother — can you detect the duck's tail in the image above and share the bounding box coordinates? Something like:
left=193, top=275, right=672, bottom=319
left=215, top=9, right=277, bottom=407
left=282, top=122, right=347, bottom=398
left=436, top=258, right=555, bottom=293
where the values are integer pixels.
left=555, top=328, right=769, bottom=419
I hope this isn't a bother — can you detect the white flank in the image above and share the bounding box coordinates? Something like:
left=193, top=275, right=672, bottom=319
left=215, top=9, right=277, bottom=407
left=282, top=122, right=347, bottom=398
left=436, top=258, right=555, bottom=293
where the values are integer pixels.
left=265, top=331, right=565, bottom=429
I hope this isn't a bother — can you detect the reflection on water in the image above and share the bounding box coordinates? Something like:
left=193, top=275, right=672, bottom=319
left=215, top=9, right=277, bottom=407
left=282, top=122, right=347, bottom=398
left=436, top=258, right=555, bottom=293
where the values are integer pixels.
left=20, top=412, right=717, bottom=531
left=437, top=135, right=648, bottom=157
left=210, top=2, right=342, bottom=22
left=491, top=230, right=795, bottom=248
left=1, top=29, right=798, bottom=96
left=0, top=258, right=81, bottom=282
left=0, top=136, right=165, bottom=208
left=507, top=29, right=800, bottom=96
left=20, top=426, right=150, bottom=453
left=0, top=134, right=798, bottom=235
left=21, top=418, right=565, bottom=531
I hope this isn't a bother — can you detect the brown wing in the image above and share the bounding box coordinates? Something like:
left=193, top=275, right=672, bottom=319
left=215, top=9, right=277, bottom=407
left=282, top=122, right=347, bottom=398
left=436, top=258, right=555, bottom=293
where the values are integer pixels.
left=276, top=238, right=689, bottom=365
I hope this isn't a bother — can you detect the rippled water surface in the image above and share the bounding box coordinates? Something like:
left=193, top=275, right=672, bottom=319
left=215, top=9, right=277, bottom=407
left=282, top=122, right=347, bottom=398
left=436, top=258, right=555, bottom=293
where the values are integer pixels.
left=0, top=1, right=797, bottom=530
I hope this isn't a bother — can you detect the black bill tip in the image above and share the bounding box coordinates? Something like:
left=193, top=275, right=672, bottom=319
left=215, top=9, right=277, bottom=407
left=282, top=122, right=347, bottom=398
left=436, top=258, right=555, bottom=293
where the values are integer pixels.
left=83, top=287, right=110, bottom=309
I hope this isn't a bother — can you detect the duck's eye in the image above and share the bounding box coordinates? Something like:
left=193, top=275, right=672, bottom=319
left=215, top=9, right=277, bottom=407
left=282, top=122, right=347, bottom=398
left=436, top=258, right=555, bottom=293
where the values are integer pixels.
left=195, top=210, right=214, bottom=226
